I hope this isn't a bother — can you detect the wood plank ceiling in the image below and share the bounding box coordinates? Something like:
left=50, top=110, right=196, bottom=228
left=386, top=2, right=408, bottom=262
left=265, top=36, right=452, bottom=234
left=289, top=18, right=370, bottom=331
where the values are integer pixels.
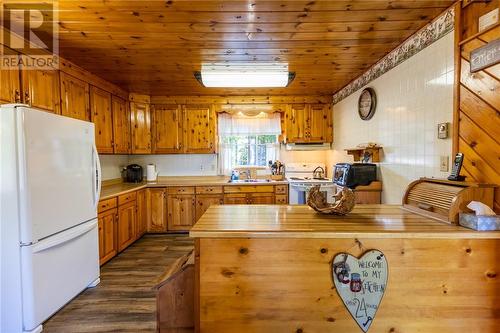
left=54, top=0, right=456, bottom=96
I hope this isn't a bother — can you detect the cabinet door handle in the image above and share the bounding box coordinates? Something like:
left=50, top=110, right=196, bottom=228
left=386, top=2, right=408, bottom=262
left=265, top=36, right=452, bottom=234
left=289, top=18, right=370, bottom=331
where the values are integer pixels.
left=14, top=89, right=21, bottom=103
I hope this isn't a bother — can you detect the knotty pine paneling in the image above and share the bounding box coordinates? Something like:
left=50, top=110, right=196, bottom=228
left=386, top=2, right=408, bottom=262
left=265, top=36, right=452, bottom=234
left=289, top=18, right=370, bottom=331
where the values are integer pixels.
left=456, top=15, right=500, bottom=212
left=49, top=0, right=455, bottom=95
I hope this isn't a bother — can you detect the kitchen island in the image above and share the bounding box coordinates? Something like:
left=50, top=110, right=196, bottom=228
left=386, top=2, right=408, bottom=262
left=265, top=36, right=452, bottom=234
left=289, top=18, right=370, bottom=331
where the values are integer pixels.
left=190, top=205, right=500, bottom=333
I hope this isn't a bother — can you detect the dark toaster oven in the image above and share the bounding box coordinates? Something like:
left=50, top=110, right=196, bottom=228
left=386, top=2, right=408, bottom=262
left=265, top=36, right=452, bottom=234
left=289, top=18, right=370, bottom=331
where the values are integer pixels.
left=333, top=163, right=377, bottom=188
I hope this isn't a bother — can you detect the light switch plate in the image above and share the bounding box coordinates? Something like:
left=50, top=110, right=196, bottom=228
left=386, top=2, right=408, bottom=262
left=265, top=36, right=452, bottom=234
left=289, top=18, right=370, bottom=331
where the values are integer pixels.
left=440, top=156, right=449, bottom=172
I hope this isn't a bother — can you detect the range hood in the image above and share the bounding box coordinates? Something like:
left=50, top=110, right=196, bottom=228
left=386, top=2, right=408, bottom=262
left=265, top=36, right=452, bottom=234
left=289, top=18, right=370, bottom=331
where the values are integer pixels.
left=285, top=143, right=331, bottom=151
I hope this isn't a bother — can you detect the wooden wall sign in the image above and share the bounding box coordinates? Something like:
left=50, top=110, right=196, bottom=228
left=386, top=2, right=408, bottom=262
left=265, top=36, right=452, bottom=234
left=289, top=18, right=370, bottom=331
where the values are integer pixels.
left=470, top=38, right=500, bottom=73
left=332, top=250, right=388, bottom=332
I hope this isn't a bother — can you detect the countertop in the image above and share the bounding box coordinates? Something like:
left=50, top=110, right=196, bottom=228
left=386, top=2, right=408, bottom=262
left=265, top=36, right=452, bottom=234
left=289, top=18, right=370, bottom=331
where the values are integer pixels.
left=100, top=176, right=289, bottom=200
left=189, top=204, right=500, bottom=239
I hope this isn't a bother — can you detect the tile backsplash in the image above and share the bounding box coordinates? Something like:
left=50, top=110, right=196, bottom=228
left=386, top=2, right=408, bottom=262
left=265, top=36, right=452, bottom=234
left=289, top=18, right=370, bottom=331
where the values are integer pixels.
left=327, top=32, right=454, bottom=204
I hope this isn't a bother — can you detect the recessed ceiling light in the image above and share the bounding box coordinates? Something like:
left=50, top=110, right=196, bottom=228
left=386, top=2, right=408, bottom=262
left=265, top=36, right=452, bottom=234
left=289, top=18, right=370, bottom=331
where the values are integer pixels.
left=194, top=63, right=295, bottom=88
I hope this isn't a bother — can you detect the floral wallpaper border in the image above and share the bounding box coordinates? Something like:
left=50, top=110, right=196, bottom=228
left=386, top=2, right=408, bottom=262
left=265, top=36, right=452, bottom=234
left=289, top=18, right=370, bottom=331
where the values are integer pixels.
left=332, top=7, right=455, bottom=105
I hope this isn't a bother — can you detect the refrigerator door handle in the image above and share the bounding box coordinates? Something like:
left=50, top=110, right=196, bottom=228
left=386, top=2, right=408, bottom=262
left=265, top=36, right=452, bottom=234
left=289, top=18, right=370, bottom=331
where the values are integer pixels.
left=31, top=220, right=97, bottom=253
left=92, top=143, right=102, bottom=209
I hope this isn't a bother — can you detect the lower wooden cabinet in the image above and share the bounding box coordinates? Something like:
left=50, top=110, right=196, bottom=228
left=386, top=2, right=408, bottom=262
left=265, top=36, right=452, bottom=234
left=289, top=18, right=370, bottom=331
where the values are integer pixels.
left=196, top=194, right=223, bottom=222
left=136, top=189, right=147, bottom=237
left=117, top=201, right=136, bottom=252
left=97, top=208, right=118, bottom=265
left=223, top=193, right=248, bottom=204
left=250, top=193, right=275, bottom=204
left=167, top=194, right=196, bottom=231
left=224, top=192, right=275, bottom=204
left=147, top=188, right=168, bottom=232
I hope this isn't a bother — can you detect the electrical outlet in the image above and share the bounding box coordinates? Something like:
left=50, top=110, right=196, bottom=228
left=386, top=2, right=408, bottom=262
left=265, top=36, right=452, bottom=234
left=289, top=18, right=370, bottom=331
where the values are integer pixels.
left=200, top=164, right=204, bottom=171
left=440, top=156, right=449, bottom=172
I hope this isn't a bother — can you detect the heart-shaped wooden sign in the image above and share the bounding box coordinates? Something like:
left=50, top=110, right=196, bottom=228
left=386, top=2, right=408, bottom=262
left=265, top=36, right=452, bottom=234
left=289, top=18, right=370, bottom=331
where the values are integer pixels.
left=332, top=250, right=388, bottom=332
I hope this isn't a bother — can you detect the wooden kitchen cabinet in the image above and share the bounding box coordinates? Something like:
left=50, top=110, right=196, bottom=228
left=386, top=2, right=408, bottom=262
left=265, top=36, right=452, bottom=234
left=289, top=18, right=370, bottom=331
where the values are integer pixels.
left=97, top=208, right=118, bottom=265
left=112, top=96, right=131, bottom=154
left=285, top=104, right=332, bottom=143
left=167, top=194, right=196, bottom=231
left=59, top=71, right=90, bottom=121
left=21, top=57, right=60, bottom=113
left=182, top=105, right=216, bottom=154
left=223, top=193, right=248, bottom=205
left=0, top=47, right=21, bottom=104
left=308, top=104, right=332, bottom=143
left=136, top=189, right=147, bottom=238
left=117, top=201, right=136, bottom=252
left=196, top=195, right=223, bottom=222
left=249, top=193, right=275, bottom=204
left=147, top=188, right=167, bottom=232
left=224, top=192, right=275, bottom=204
left=285, top=104, right=307, bottom=143
left=153, top=104, right=183, bottom=154
left=131, top=101, right=151, bottom=154
left=90, top=86, right=114, bottom=153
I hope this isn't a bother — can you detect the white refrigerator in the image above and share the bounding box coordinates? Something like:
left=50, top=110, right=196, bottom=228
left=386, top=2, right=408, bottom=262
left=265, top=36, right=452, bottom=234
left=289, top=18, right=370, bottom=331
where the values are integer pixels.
left=1, top=105, right=101, bottom=333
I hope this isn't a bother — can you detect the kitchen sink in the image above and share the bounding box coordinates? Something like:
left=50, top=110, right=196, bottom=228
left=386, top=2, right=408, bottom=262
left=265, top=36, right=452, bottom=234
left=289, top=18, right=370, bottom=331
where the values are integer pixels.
left=227, top=179, right=275, bottom=183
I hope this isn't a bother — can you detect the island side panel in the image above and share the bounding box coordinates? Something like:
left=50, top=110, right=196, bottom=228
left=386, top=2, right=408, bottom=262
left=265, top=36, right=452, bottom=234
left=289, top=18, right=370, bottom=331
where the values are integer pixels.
left=197, top=238, right=500, bottom=333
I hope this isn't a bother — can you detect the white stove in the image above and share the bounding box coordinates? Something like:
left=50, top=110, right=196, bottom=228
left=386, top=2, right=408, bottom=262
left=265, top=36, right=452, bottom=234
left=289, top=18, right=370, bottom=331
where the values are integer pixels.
left=286, top=163, right=335, bottom=204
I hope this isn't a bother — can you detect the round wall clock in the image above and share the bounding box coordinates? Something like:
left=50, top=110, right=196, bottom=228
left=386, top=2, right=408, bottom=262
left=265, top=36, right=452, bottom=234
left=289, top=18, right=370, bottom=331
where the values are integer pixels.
left=358, top=88, right=377, bottom=120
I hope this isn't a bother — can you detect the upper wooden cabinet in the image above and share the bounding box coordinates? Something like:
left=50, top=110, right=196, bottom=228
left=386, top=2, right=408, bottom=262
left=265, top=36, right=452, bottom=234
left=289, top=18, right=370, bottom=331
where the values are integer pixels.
left=0, top=47, right=21, bottom=104
left=286, top=104, right=307, bottom=143
left=183, top=105, right=216, bottom=154
left=131, top=101, right=152, bottom=154
left=20, top=56, right=60, bottom=113
left=112, top=96, right=131, bottom=154
left=152, top=104, right=183, bottom=154
left=90, top=86, right=114, bottom=153
left=60, top=72, right=90, bottom=121
left=0, top=67, right=21, bottom=104
left=285, top=104, right=332, bottom=143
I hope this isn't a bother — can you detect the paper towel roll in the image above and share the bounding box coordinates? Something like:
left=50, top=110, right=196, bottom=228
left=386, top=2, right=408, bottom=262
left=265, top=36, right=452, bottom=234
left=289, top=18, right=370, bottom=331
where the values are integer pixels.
left=146, top=164, right=158, bottom=182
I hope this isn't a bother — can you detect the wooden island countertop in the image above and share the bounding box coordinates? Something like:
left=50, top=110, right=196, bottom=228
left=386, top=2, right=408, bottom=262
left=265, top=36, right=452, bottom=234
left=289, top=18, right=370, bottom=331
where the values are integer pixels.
left=189, top=204, right=500, bottom=239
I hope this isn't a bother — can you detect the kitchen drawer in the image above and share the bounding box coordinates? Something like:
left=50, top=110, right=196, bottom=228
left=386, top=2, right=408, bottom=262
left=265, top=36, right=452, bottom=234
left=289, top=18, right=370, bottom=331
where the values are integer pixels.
left=118, top=191, right=137, bottom=205
left=224, top=185, right=274, bottom=193
left=275, top=195, right=288, bottom=205
left=98, top=197, right=117, bottom=214
left=167, top=186, right=195, bottom=195
left=275, top=185, right=288, bottom=194
left=196, top=186, right=223, bottom=194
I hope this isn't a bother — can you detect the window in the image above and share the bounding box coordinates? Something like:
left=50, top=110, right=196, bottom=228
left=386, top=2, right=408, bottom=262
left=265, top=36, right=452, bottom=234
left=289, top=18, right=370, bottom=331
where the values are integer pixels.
left=221, top=134, right=278, bottom=167
left=218, top=112, right=281, bottom=175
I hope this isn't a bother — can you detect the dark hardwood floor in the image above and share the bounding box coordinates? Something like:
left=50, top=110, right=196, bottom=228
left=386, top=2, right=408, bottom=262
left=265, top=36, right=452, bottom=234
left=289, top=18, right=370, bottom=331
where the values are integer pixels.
left=44, top=234, right=194, bottom=333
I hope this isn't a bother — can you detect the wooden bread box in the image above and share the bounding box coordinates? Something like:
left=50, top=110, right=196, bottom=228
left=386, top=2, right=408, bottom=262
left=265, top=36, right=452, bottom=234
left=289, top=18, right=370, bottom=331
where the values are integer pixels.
left=402, top=178, right=495, bottom=224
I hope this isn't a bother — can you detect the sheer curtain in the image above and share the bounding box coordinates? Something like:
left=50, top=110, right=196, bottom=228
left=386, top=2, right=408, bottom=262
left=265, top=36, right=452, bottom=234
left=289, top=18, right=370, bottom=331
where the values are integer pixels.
left=218, top=112, right=281, bottom=175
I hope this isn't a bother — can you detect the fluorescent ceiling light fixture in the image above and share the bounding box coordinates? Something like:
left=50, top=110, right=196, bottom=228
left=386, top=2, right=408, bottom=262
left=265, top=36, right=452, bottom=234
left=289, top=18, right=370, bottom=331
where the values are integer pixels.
left=195, top=63, right=295, bottom=88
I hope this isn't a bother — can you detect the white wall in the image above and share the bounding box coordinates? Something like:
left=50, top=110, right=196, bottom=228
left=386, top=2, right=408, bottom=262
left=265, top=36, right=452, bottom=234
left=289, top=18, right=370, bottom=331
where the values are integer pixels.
left=99, top=155, right=128, bottom=180
left=128, top=154, right=218, bottom=176
left=327, top=33, right=455, bottom=204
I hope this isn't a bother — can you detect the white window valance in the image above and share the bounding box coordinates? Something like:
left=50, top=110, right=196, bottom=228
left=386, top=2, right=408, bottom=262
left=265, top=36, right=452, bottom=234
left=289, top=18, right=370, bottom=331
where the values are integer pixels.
left=218, top=112, right=281, bottom=136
